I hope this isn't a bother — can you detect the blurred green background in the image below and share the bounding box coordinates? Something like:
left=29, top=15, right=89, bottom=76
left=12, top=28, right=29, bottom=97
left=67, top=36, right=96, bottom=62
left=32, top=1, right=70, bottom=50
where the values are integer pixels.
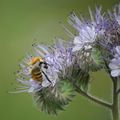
left=0, top=0, right=119, bottom=120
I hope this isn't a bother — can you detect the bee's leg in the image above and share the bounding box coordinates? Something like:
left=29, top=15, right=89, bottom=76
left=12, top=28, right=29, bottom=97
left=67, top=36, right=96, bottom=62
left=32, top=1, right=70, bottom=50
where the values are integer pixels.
left=42, top=71, right=52, bottom=83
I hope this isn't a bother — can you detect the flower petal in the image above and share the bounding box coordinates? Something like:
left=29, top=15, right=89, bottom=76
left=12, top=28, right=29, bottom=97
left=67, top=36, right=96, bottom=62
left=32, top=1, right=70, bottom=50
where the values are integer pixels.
left=109, top=63, right=120, bottom=70
left=111, top=69, right=120, bottom=77
left=74, top=36, right=82, bottom=44
left=116, top=46, right=120, bottom=55
left=72, top=45, right=82, bottom=52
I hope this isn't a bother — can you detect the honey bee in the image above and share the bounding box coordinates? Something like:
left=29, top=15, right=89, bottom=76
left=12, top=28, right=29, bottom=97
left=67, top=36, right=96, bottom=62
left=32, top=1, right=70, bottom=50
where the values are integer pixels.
left=28, top=57, right=51, bottom=84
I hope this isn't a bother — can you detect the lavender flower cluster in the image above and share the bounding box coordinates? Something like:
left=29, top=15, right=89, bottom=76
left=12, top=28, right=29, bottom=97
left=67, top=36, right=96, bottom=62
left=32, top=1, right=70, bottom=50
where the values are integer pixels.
left=15, top=4, right=120, bottom=114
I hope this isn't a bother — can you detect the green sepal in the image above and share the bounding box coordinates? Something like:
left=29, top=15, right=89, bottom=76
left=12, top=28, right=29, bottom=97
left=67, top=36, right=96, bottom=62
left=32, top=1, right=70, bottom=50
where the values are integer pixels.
left=71, top=66, right=90, bottom=92
left=89, top=47, right=104, bottom=71
left=56, top=80, right=75, bottom=105
left=62, top=64, right=90, bottom=92
left=32, top=80, right=75, bottom=115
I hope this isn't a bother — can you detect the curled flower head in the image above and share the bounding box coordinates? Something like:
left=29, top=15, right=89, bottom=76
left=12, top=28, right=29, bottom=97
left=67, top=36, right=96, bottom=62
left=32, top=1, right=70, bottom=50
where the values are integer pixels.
left=109, top=46, right=120, bottom=77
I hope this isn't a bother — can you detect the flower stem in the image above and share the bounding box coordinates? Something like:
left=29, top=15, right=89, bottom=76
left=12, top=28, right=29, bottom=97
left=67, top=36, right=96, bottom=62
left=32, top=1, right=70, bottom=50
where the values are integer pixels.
left=117, top=89, right=120, bottom=95
left=104, top=61, right=119, bottom=120
left=75, top=61, right=119, bottom=119
left=75, top=85, right=112, bottom=109
left=111, top=79, right=119, bottom=120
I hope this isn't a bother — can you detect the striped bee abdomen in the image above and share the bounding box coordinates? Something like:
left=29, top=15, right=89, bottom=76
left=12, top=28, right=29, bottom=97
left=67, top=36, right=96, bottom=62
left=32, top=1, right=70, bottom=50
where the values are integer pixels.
left=31, top=67, right=43, bottom=82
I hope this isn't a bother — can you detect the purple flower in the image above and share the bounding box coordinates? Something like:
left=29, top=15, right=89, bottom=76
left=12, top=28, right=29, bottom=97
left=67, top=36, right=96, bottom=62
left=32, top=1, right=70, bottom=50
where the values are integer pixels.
left=68, top=9, right=104, bottom=71
left=68, top=12, right=97, bottom=52
left=15, top=40, right=75, bottom=93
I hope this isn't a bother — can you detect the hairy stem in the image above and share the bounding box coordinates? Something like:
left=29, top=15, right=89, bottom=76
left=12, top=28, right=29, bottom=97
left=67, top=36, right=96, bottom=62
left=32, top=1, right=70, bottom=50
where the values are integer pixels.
left=104, top=61, right=119, bottom=120
left=117, top=89, right=120, bottom=95
left=75, top=85, right=112, bottom=109
left=112, top=79, right=119, bottom=120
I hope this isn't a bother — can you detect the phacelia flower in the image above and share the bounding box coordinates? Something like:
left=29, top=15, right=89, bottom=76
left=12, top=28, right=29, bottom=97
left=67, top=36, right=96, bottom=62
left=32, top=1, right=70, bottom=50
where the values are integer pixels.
left=16, top=40, right=76, bottom=94
left=69, top=12, right=97, bottom=52
left=68, top=10, right=104, bottom=71
left=97, top=6, right=120, bottom=50
left=109, top=46, right=120, bottom=77
left=16, top=40, right=80, bottom=114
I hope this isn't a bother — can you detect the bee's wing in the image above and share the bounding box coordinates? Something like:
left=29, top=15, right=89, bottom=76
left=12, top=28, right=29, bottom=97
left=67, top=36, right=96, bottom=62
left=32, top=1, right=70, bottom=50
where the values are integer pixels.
left=42, top=72, right=51, bottom=87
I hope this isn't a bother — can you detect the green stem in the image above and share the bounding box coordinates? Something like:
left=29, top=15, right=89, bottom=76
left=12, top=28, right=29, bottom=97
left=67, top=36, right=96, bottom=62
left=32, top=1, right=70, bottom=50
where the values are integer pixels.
left=104, top=61, right=119, bottom=120
left=112, top=79, right=119, bottom=120
left=117, top=89, right=120, bottom=95
left=75, top=85, right=112, bottom=109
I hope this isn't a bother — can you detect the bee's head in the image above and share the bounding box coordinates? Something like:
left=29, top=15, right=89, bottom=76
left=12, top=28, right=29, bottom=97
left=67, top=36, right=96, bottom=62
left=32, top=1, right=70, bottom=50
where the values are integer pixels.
left=28, top=56, right=48, bottom=69
left=28, top=57, right=44, bottom=65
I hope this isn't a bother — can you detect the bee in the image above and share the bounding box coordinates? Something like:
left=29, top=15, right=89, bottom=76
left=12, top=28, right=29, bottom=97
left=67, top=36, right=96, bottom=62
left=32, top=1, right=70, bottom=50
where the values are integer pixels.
left=28, top=57, right=51, bottom=84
